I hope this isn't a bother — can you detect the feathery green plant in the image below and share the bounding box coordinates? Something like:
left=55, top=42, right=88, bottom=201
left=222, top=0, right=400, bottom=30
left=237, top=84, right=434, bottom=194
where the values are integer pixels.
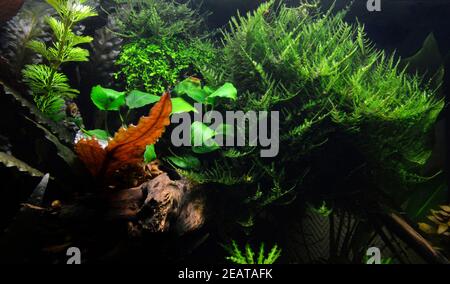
left=22, top=0, right=97, bottom=121
left=224, top=241, right=282, bottom=264
left=109, top=0, right=204, bottom=40
left=191, top=0, right=443, bottom=211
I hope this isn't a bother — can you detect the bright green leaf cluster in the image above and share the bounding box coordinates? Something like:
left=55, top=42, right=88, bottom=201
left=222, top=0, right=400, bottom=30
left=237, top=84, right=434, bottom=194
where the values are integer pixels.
left=144, top=145, right=157, bottom=163
left=224, top=241, right=282, bottom=264
left=193, top=0, right=444, bottom=209
left=115, top=37, right=217, bottom=96
left=174, top=77, right=237, bottom=106
left=110, top=0, right=204, bottom=40
left=22, top=0, right=97, bottom=121
left=166, top=155, right=201, bottom=170
left=91, top=85, right=126, bottom=111
left=83, top=129, right=110, bottom=140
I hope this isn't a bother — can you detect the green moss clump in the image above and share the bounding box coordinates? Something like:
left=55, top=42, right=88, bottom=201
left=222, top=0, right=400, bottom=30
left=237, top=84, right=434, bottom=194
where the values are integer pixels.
left=185, top=1, right=444, bottom=208
left=115, top=37, right=217, bottom=95
left=110, top=0, right=205, bottom=39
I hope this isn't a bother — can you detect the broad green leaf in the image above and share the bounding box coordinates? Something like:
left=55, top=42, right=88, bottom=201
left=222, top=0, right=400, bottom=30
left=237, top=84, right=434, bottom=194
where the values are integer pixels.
left=203, top=85, right=215, bottom=96
left=167, top=155, right=201, bottom=169
left=84, top=129, right=110, bottom=140
left=206, top=83, right=238, bottom=104
left=191, top=121, right=216, bottom=144
left=171, top=97, right=197, bottom=114
left=126, top=90, right=161, bottom=109
left=90, top=85, right=126, bottom=111
left=215, top=123, right=234, bottom=137
left=144, top=144, right=157, bottom=163
left=192, top=141, right=220, bottom=154
left=174, top=78, right=208, bottom=103
left=191, top=121, right=220, bottom=154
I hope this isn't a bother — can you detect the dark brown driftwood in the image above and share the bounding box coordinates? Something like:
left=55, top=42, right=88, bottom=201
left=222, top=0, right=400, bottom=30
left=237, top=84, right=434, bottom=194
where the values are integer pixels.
left=107, top=173, right=207, bottom=236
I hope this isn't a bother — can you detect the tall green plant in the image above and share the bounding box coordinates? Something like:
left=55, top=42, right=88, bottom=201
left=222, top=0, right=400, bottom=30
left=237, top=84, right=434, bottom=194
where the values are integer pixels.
left=188, top=1, right=444, bottom=210
left=22, top=0, right=97, bottom=121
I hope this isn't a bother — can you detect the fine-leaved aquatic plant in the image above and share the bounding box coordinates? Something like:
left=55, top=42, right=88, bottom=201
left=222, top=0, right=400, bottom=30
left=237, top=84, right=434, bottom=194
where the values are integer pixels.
left=224, top=240, right=282, bottom=264
left=109, top=0, right=205, bottom=40
left=22, top=0, right=97, bottom=121
left=115, top=37, right=217, bottom=96
left=191, top=0, right=444, bottom=212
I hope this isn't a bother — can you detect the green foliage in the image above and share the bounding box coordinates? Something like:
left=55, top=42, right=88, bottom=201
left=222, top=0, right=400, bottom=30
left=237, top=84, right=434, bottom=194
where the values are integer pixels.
left=166, top=155, right=201, bottom=170
left=144, top=144, right=157, bottom=163
left=197, top=0, right=443, bottom=209
left=109, top=0, right=204, bottom=39
left=174, top=77, right=237, bottom=105
left=310, top=201, right=333, bottom=217
left=171, top=97, right=197, bottom=114
left=0, top=80, right=74, bottom=144
left=23, top=0, right=97, bottom=121
left=177, top=160, right=254, bottom=186
left=90, top=85, right=126, bottom=111
left=190, top=121, right=220, bottom=154
left=126, top=90, right=161, bottom=109
left=115, top=37, right=217, bottom=96
left=168, top=78, right=237, bottom=155
left=224, top=241, right=282, bottom=264
left=83, top=129, right=110, bottom=140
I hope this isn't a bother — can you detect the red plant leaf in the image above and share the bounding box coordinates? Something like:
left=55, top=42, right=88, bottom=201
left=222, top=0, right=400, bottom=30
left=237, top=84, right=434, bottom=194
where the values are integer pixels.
left=75, top=93, right=172, bottom=177
left=74, top=138, right=106, bottom=176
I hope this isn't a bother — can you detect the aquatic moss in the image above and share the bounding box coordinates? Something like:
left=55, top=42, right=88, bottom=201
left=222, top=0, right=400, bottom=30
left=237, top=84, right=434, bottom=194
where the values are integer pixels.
left=115, top=37, right=217, bottom=95
left=109, top=0, right=205, bottom=40
left=189, top=1, right=444, bottom=206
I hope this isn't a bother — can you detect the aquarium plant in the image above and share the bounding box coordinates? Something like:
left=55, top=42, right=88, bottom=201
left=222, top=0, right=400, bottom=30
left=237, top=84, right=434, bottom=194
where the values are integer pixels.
left=22, top=0, right=97, bottom=121
left=177, top=0, right=444, bottom=216
left=115, top=37, right=216, bottom=95
left=108, top=0, right=205, bottom=40
left=224, top=241, right=282, bottom=264
left=75, top=93, right=172, bottom=179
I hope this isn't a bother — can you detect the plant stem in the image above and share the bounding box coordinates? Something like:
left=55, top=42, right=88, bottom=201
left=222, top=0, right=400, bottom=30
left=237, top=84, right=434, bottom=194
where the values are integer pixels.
left=47, top=15, right=74, bottom=94
left=119, top=110, right=126, bottom=128
left=104, top=111, right=110, bottom=134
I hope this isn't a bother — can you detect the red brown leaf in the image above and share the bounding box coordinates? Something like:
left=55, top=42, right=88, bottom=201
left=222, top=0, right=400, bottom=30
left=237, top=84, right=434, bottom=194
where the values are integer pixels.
left=75, top=92, right=172, bottom=178
left=74, top=138, right=106, bottom=176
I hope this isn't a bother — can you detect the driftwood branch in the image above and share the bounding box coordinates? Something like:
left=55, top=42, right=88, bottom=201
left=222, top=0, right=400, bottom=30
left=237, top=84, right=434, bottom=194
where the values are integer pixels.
left=107, top=173, right=207, bottom=236
left=377, top=211, right=449, bottom=264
